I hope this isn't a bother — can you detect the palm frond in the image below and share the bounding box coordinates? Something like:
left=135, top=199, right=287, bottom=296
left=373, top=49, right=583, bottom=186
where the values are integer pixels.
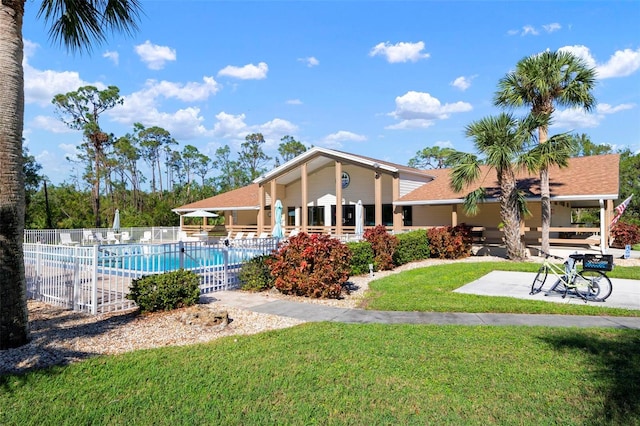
left=37, top=0, right=143, bottom=53
left=462, top=188, right=487, bottom=216
left=449, top=152, right=480, bottom=193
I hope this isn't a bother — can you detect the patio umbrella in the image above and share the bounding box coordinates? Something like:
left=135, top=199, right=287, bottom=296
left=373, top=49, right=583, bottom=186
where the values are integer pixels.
left=272, top=200, right=284, bottom=238
left=355, top=200, right=363, bottom=235
left=112, top=209, right=120, bottom=232
left=182, top=209, right=218, bottom=230
left=182, top=209, right=218, bottom=218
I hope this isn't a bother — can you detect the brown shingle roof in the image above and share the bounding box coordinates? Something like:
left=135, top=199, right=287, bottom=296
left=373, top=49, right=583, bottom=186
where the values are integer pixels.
left=174, top=154, right=620, bottom=211
left=174, top=184, right=260, bottom=211
left=398, top=154, right=620, bottom=203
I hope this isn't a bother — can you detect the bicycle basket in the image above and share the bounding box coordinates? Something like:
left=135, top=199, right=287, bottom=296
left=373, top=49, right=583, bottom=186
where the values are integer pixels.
left=582, top=254, right=614, bottom=271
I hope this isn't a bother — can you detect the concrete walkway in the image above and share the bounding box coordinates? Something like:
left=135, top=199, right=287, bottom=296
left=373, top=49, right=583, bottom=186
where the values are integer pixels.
left=208, top=270, right=640, bottom=329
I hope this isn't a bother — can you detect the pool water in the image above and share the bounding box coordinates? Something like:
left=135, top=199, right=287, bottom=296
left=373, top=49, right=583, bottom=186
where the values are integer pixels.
left=97, top=244, right=260, bottom=273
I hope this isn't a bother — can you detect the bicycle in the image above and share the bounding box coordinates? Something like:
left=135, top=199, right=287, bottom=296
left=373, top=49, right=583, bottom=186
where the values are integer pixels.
left=530, top=251, right=613, bottom=302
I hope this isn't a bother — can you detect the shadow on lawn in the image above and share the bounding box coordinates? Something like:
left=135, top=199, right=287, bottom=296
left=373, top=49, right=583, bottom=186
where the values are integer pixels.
left=0, top=306, right=139, bottom=377
left=541, top=330, right=640, bottom=424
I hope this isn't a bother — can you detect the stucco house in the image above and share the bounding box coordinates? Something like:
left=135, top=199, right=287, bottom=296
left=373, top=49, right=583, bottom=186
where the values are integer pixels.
left=173, top=147, right=620, bottom=250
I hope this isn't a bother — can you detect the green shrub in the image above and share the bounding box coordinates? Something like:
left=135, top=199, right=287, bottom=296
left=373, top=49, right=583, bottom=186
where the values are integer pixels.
left=126, top=269, right=200, bottom=313
left=268, top=233, right=351, bottom=298
left=363, top=225, right=398, bottom=271
left=347, top=241, right=375, bottom=275
left=393, top=229, right=430, bottom=265
left=427, top=224, right=473, bottom=259
left=239, top=255, right=274, bottom=291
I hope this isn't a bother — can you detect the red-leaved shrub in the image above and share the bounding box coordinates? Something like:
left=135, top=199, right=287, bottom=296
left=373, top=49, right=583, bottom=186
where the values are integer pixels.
left=268, top=233, right=352, bottom=298
left=427, top=224, right=473, bottom=259
left=611, top=222, right=640, bottom=248
left=363, top=225, right=399, bottom=271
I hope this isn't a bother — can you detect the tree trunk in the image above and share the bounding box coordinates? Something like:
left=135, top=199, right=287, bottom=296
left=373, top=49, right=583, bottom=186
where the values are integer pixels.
left=93, top=157, right=101, bottom=227
left=539, top=125, right=550, bottom=254
left=0, top=0, right=29, bottom=349
left=501, top=169, right=526, bottom=260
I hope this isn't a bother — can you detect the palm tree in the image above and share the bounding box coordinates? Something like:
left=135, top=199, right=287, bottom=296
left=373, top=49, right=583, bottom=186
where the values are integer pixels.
left=450, top=113, right=544, bottom=260
left=0, top=1, right=142, bottom=349
left=494, top=50, right=596, bottom=254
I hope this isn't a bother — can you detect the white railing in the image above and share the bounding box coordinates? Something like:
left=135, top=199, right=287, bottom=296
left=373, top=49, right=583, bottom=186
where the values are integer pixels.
left=24, top=239, right=278, bottom=314
left=24, top=226, right=183, bottom=246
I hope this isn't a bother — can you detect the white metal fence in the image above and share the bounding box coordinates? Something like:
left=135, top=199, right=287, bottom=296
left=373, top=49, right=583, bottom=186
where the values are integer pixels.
left=24, top=239, right=278, bottom=314
left=24, top=226, right=183, bottom=245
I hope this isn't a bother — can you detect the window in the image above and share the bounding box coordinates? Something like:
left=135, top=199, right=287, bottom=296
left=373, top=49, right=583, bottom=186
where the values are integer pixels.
left=287, top=207, right=296, bottom=226
left=364, top=204, right=394, bottom=226
left=402, top=206, right=412, bottom=226
left=307, top=206, right=325, bottom=226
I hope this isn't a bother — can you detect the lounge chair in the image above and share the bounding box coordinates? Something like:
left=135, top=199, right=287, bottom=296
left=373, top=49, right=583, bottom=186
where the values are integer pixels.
left=94, top=232, right=106, bottom=244
left=140, top=231, right=152, bottom=243
left=60, top=232, right=79, bottom=246
left=233, top=232, right=245, bottom=241
left=82, top=230, right=95, bottom=244
left=288, top=229, right=300, bottom=238
left=258, top=232, right=270, bottom=239
left=245, top=232, right=256, bottom=240
left=106, top=231, right=119, bottom=244
left=120, top=231, right=131, bottom=243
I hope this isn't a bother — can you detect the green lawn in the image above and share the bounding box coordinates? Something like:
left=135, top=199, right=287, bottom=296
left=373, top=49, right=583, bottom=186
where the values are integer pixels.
left=363, top=262, right=640, bottom=316
left=2, top=323, right=640, bottom=425
left=2, top=260, right=640, bottom=425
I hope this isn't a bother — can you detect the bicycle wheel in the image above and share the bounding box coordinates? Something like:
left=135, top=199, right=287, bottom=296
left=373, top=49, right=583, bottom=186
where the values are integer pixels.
left=530, top=265, right=548, bottom=295
left=573, top=270, right=613, bottom=302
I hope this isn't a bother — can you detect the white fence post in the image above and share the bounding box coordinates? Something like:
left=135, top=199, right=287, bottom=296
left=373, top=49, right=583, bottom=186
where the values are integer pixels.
left=91, top=246, right=98, bottom=315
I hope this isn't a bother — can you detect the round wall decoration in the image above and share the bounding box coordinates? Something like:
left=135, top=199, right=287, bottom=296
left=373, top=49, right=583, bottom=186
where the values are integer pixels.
left=341, top=171, right=350, bottom=188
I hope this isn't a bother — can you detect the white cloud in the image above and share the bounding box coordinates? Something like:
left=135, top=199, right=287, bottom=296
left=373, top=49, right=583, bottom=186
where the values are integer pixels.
left=387, top=91, right=472, bottom=128
left=103, top=50, right=119, bottom=65
left=23, top=42, right=98, bottom=106
left=30, top=116, right=75, bottom=133
left=559, top=45, right=640, bottom=79
left=558, top=45, right=596, bottom=68
left=551, top=108, right=600, bottom=129
left=542, top=23, right=561, bottom=33
left=218, top=62, right=269, bottom=80
left=551, top=103, right=635, bottom=130
left=212, top=112, right=249, bottom=139
left=134, top=40, right=176, bottom=70
left=595, top=48, right=640, bottom=79
left=596, top=103, right=635, bottom=114
left=286, top=99, right=303, bottom=105
left=369, top=41, right=430, bottom=63
left=509, top=23, right=560, bottom=36
left=141, top=77, right=220, bottom=102
left=210, top=112, right=298, bottom=149
left=24, top=67, right=94, bottom=106
left=251, top=118, right=299, bottom=148
left=451, top=76, right=474, bottom=91
left=321, top=131, right=367, bottom=148
left=385, top=119, right=436, bottom=130
left=298, top=56, right=319, bottom=67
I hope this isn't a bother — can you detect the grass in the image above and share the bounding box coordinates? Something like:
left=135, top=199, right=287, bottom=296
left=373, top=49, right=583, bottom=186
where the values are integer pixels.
left=2, top=259, right=639, bottom=424
left=2, top=323, right=640, bottom=425
left=363, top=261, right=640, bottom=316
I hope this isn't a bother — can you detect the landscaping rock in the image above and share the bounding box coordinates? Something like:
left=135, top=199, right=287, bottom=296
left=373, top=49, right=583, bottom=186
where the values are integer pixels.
left=178, top=305, right=229, bottom=328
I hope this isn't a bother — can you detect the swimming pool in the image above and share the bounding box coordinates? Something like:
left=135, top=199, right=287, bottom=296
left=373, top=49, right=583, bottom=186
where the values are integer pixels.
left=97, top=243, right=266, bottom=273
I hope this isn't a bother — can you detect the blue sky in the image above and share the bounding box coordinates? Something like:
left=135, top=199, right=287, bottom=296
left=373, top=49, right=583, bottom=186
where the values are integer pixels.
left=22, top=1, right=640, bottom=186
